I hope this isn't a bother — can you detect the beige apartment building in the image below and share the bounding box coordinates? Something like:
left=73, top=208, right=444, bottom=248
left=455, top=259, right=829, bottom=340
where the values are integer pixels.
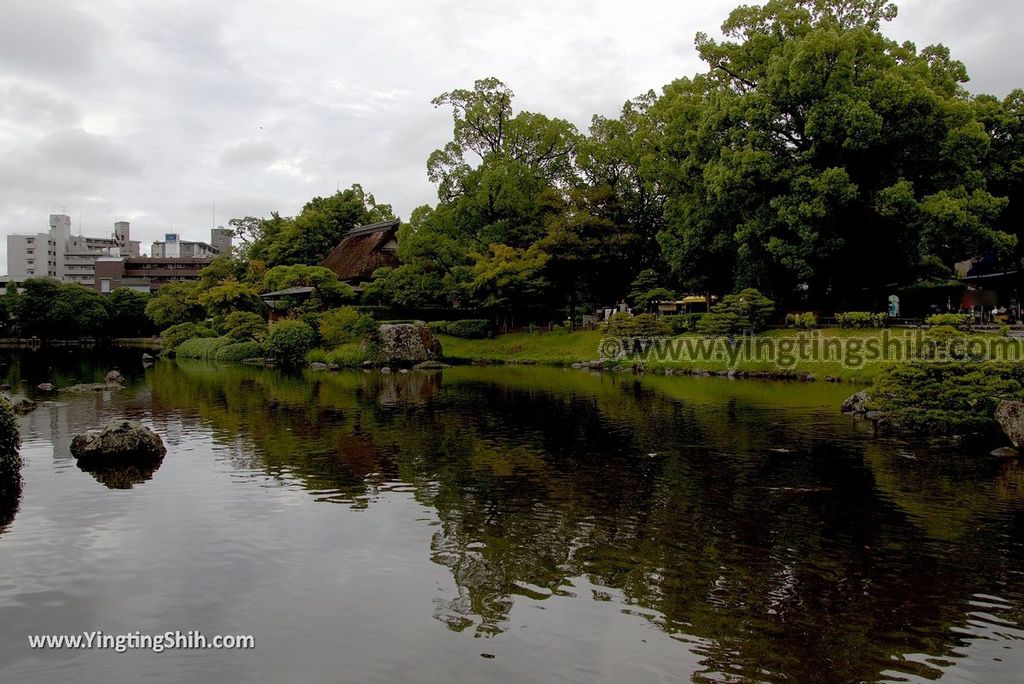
left=6, top=214, right=141, bottom=286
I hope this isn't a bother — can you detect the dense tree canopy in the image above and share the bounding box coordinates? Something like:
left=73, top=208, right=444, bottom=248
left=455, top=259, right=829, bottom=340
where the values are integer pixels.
left=653, top=0, right=1016, bottom=306
left=205, top=0, right=1023, bottom=323
left=235, top=185, right=394, bottom=268
left=4, top=280, right=156, bottom=339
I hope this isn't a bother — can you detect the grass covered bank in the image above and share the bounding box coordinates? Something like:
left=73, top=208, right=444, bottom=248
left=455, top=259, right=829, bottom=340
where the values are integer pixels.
left=437, top=331, right=607, bottom=367
left=437, top=328, right=1020, bottom=384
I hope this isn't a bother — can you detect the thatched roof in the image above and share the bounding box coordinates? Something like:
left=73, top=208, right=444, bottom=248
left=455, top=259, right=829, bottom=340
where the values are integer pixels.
left=319, top=219, right=400, bottom=282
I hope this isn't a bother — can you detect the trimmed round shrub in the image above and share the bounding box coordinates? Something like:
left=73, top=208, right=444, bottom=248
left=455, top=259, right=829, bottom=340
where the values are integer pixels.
left=264, top=320, right=318, bottom=367
left=161, top=322, right=216, bottom=353
left=709, top=289, right=775, bottom=332
left=604, top=312, right=670, bottom=337
left=696, top=312, right=741, bottom=335
left=835, top=312, right=887, bottom=329
left=663, top=313, right=703, bottom=334
left=175, top=336, right=234, bottom=360
left=215, top=341, right=263, bottom=362
left=871, top=361, right=1024, bottom=433
left=925, top=313, right=974, bottom=330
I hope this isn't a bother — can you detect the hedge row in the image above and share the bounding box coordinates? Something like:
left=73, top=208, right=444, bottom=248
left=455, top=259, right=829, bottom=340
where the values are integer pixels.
left=428, top=319, right=492, bottom=339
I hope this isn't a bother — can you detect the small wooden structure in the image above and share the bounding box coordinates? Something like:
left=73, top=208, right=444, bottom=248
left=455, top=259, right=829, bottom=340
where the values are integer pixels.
left=260, top=286, right=315, bottom=322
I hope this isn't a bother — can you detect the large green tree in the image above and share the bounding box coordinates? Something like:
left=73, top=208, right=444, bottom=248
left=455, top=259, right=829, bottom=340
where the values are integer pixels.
left=104, top=288, right=153, bottom=337
left=145, top=281, right=206, bottom=330
left=11, top=280, right=110, bottom=339
left=652, top=0, right=1016, bottom=306
left=368, top=79, right=579, bottom=311
left=245, top=185, right=394, bottom=268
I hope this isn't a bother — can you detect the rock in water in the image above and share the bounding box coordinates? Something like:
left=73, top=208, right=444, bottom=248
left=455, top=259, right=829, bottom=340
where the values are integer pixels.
left=60, top=383, right=125, bottom=394
left=105, top=370, right=123, bottom=384
left=70, top=420, right=166, bottom=468
left=8, top=397, right=37, bottom=415
left=991, top=447, right=1021, bottom=459
left=995, top=400, right=1024, bottom=448
left=37, top=383, right=55, bottom=392
left=841, top=391, right=871, bottom=415
left=414, top=360, right=450, bottom=370
left=370, top=324, right=443, bottom=366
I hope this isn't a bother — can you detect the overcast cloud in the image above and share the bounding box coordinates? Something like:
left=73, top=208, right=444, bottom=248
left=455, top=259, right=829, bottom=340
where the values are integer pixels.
left=0, top=0, right=1021, bottom=271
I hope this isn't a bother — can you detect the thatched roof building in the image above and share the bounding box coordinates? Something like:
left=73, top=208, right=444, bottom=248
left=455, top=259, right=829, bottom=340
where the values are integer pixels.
left=319, top=219, right=400, bottom=284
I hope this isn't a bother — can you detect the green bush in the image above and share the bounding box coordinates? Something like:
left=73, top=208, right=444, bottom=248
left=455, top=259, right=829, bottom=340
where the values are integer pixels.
left=428, top=319, right=493, bottom=339
left=306, top=342, right=368, bottom=367
left=175, top=336, right=234, bottom=360
left=604, top=312, right=671, bottom=337
left=298, top=312, right=324, bottom=346
left=709, top=289, right=775, bottom=333
left=925, top=313, right=974, bottom=330
left=319, top=307, right=378, bottom=346
left=786, top=312, right=817, bottom=329
left=175, top=337, right=263, bottom=363
left=215, top=341, right=263, bottom=362
left=835, top=312, right=887, bottom=328
left=0, top=397, right=21, bottom=502
left=161, top=322, right=216, bottom=353
left=696, top=312, right=741, bottom=335
left=663, top=314, right=703, bottom=334
left=264, top=320, right=318, bottom=367
left=870, top=361, right=1024, bottom=433
left=225, top=311, right=268, bottom=341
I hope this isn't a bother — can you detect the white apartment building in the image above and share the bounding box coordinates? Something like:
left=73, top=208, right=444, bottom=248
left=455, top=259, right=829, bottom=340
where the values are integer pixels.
left=6, top=214, right=141, bottom=286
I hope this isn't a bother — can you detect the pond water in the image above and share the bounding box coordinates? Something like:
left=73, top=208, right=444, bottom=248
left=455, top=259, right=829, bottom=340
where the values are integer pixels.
left=0, top=348, right=1022, bottom=683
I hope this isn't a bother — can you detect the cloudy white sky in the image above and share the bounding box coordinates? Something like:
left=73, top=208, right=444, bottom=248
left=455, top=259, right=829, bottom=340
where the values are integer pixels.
left=0, top=0, right=1021, bottom=271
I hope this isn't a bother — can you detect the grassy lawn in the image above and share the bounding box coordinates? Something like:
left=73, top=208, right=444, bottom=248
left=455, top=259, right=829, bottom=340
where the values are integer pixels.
left=437, top=331, right=607, bottom=366
left=437, top=328, right=995, bottom=383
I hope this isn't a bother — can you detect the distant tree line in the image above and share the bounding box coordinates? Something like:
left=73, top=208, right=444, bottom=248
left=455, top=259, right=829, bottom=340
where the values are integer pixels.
left=0, top=280, right=153, bottom=339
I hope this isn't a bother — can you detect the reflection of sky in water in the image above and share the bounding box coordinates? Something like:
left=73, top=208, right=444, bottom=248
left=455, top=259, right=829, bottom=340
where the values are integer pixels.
left=0, top=356, right=1020, bottom=683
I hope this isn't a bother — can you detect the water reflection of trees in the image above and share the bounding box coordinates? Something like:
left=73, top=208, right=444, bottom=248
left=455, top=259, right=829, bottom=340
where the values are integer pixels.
left=149, top=362, right=1024, bottom=682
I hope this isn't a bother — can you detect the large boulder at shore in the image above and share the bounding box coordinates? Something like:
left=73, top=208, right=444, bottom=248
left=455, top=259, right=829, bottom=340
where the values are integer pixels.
left=369, top=324, right=443, bottom=367
left=841, top=391, right=871, bottom=415
left=995, top=401, right=1024, bottom=448
left=70, top=420, right=166, bottom=468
